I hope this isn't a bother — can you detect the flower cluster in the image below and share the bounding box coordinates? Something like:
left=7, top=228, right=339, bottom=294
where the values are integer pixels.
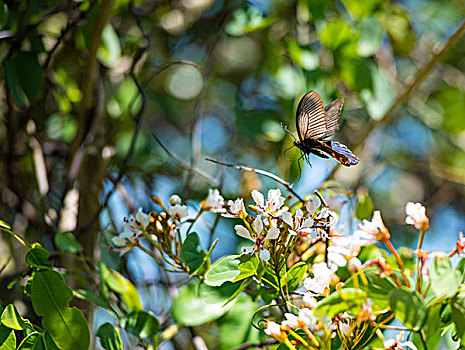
left=227, top=189, right=331, bottom=262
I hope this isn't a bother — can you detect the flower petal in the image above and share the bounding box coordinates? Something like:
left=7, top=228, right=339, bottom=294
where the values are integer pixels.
left=282, top=212, right=293, bottom=227
left=235, top=225, right=253, bottom=240
left=253, top=216, right=263, bottom=234
left=251, top=190, right=264, bottom=207
left=265, top=226, right=280, bottom=240
left=259, top=249, right=270, bottom=261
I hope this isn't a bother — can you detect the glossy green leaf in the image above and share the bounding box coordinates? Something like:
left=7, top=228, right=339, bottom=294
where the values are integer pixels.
left=219, top=294, right=257, bottom=349
left=42, top=307, right=90, bottom=350
left=172, top=284, right=233, bottom=326
left=17, top=332, right=44, bottom=350
left=180, top=232, right=203, bottom=273
left=96, top=323, right=124, bottom=350
left=42, top=332, right=59, bottom=350
left=26, top=247, right=51, bottom=268
left=1, top=304, right=25, bottom=330
left=344, top=267, right=399, bottom=310
left=429, top=257, right=461, bottom=297
left=389, top=287, right=426, bottom=331
left=451, top=293, right=465, bottom=345
left=205, top=255, right=241, bottom=286
left=232, top=255, right=259, bottom=283
left=54, top=232, right=83, bottom=253
left=198, top=280, right=244, bottom=304
left=315, top=288, right=366, bottom=318
left=0, top=324, right=16, bottom=350
left=121, top=311, right=160, bottom=339
left=73, top=289, right=112, bottom=312
left=31, top=270, right=73, bottom=316
left=286, top=262, right=307, bottom=292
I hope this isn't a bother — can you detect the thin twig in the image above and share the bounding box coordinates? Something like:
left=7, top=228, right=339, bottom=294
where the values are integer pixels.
left=206, top=158, right=305, bottom=203
left=232, top=340, right=278, bottom=350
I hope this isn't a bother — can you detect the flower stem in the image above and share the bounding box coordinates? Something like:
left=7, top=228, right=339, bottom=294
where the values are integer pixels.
left=384, top=239, right=410, bottom=287
left=416, top=229, right=426, bottom=293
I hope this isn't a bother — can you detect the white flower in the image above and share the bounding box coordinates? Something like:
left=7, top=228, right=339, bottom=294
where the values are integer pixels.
left=348, top=257, right=361, bottom=272
left=111, top=225, right=140, bottom=254
left=251, top=189, right=287, bottom=216
left=130, top=208, right=151, bottom=231
left=266, top=226, right=280, bottom=240
left=168, top=204, right=189, bottom=219
left=302, top=293, right=317, bottom=309
left=282, top=207, right=314, bottom=236
left=235, top=225, right=252, bottom=240
left=303, top=262, right=337, bottom=296
left=264, top=321, right=282, bottom=337
left=169, top=194, right=181, bottom=206
left=228, top=198, right=246, bottom=215
left=316, top=207, right=338, bottom=227
left=405, top=202, right=429, bottom=231
left=327, top=234, right=366, bottom=267
left=204, top=189, right=225, bottom=213
left=306, top=196, right=321, bottom=214
left=253, top=216, right=264, bottom=234
left=298, top=308, right=317, bottom=329
left=282, top=313, right=299, bottom=329
left=259, top=249, right=270, bottom=261
left=384, top=332, right=418, bottom=350
left=353, top=210, right=390, bottom=242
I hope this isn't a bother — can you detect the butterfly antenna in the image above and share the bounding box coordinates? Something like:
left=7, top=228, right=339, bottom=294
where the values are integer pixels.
left=280, top=122, right=297, bottom=142
left=283, top=144, right=296, bottom=161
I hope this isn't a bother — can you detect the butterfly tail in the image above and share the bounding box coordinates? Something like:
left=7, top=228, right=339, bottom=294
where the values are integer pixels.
left=325, top=141, right=359, bottom=166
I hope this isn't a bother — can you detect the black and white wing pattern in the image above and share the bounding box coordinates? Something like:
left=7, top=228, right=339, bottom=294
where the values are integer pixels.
left=323, top=97, right=343, bottom=139
left=296, top=91, right=327, bottom=141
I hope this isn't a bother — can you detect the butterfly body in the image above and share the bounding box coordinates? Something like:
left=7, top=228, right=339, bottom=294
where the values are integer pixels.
left=294, top=91, right=359, bottom=167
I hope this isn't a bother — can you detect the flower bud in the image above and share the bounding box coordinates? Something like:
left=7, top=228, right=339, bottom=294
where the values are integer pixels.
left=170, top=194, right=182, bottom=206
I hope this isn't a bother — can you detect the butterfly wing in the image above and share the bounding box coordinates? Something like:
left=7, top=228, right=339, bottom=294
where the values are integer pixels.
left=325, top=141, right=359, bottom=166
left=323, top=97, right=343, bottom=139
left=296, top=91, right=327, bottom=141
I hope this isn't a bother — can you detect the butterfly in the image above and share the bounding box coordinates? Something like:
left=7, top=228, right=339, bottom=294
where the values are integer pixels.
left=290, top=90, right=359, bottom=167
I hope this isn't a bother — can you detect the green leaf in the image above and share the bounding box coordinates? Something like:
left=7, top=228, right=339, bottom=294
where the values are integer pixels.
left=26, top=247, right=51, bottom=268
left=451, top=293, right=465, bottom=346
left=285, top=262, right=307, bottom=292
left=42, top=307, right=90, bottom=350
left=54, top=232, right=83, bottom=253
left=232, top=255, right=259, bottom=283
left=101, top=266, right=142, bottom=312
left=357, top=17, right=383, bottom=57
left=180, top=232, right=203, bottom=273
left=389, top=287, right=426, bottom=331
left=97, top=24, right=121, bottom=68
left=344, top=267, right=399, bottom=310
left=0, top=220, right=11, bottom=230
left=172, top=284, right=233, bottom=326
left=42, top=333, right=59, bottom=350
left=341, top=0, right=382, bottom=19
left=219, top=294, right=257, bottom=349
left=429, top=257, right=461, bottom=297
left=319, top=19, right=358, bottom=51
left=31, top=270, right=73, bottom=317
left=198, top=281, right=244, bottom=304
left=17, top=332, right=45, bottom=350
left=96, top=323, right=124, bottom=350
left=355, top=192, right=374, bottom=220
left=73, top=289, right=112, bottom=312
left=0, top=324, right=16, bottom=350
left=1, top=304, right=25, bottom=330
left=4, top=51, right=44, bottom=107
left=205, top=255, right=241, bottom=286
left=315, top=288, right=366, bottom=319
left=121, top=311, right=160, bottom=339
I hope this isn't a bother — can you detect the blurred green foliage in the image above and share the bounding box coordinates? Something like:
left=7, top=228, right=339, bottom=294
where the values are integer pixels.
left=1, top=0, right=465, bottom=348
